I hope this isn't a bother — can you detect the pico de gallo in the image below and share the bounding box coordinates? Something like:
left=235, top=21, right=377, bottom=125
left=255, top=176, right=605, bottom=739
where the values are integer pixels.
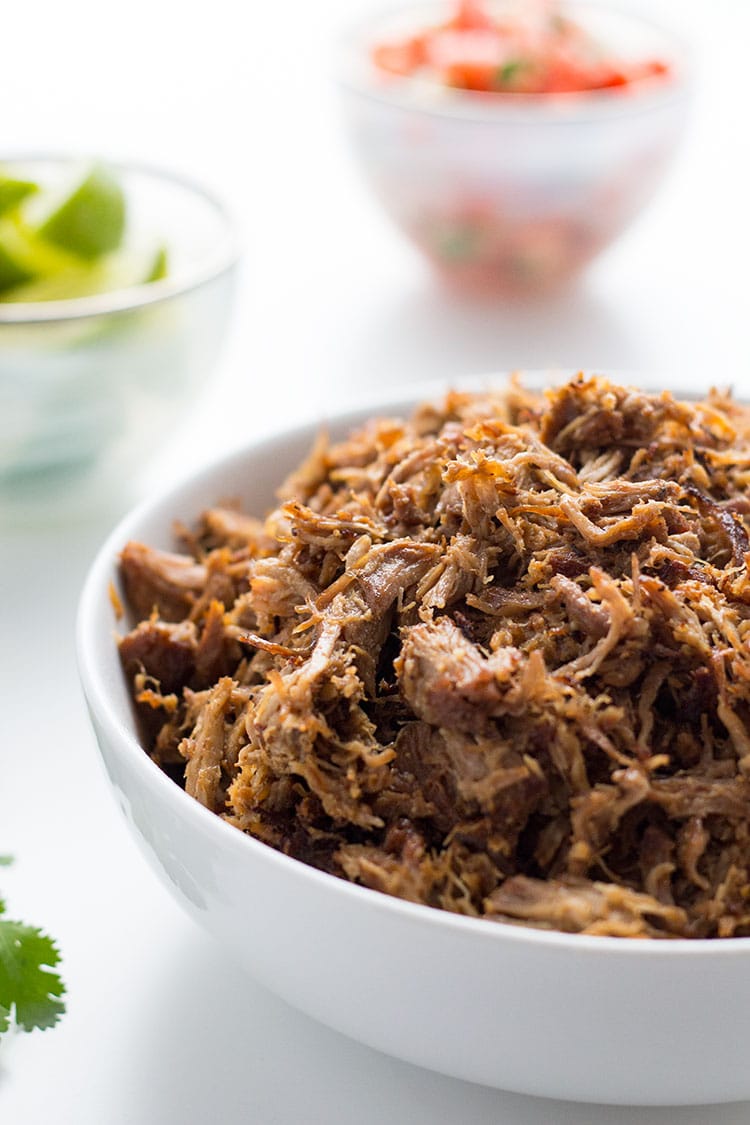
left=372, top=0, right=670, bottom=95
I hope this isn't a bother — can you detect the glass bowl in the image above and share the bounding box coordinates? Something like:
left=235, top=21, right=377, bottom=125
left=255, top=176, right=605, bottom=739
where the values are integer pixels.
left=338, top=0, right=691, bottom=294
left=0, top=156, right=239, bottom=523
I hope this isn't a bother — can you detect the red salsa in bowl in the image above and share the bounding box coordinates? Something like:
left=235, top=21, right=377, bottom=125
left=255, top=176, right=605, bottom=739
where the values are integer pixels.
left=373, top=0, right=671, bottom=96
left=340, top=0, right=688, bottom=294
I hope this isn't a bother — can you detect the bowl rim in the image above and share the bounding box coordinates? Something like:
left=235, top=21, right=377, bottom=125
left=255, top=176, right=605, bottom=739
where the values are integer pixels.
left=0, top=153, right=240, bottom=325
left=336, top=0, right=693, bottom=124
left=77, top=371, right=750, bottom=961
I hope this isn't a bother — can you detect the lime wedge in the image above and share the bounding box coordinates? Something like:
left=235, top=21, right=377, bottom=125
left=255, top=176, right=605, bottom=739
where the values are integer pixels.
left=0, top=245, right=163, bottom=303
left=0, top=215, right=80, bottom=294
left=0, top=266, right=106, bottom=302
left=144, top=244, right=168, bottom=282
left=0, top=240, right=35, bottom=291
left=0, top=175, right=38, bottom=218
left=38, top=166, right=126, bottom=260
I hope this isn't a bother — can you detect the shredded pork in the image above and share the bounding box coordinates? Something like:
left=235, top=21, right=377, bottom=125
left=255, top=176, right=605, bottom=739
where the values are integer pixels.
left=118, top=375, right=750, bottom=939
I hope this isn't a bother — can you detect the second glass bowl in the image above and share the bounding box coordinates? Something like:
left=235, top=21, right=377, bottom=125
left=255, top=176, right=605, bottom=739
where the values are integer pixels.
left=0, top=156, right=239, bottom=522
left=338, top=0, right=691, bottom=295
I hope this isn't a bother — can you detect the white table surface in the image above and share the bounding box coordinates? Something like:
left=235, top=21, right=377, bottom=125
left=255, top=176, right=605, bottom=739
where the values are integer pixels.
left=2, top=0, right=750, bottom=1121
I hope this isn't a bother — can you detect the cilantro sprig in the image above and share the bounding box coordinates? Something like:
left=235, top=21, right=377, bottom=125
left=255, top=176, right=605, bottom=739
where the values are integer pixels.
left=0, top=858, right=66, bottom=1037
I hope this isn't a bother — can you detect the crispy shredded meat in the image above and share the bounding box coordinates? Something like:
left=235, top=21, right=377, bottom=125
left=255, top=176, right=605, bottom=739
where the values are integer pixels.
left=118, top=374, right=750, bottom=939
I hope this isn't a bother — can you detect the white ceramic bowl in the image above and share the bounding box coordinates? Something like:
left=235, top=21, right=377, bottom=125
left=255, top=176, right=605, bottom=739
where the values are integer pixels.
left=78, top=377, right=750, bottom=1106
left=338, top=1, right=691, bottom=294
left=0, top=156, right=238, bottom=522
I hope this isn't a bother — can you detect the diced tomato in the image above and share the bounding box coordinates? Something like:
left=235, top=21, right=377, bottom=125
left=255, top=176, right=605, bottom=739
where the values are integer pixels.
left=630, top=59, right=671, bottom=83
left=425, top=29, right=505, bottom=71
left=597, top=71, right=629, bottom=90
left=372, top=35, right=427, bottom=77
left=441, top=60, right=499, bottom=91
left=449, top=0, right=496, bottom=32
left=371, top=0, right=671, bottom=96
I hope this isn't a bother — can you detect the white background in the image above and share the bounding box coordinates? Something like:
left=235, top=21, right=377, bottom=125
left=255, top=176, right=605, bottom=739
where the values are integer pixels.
left=1, top=0, right=750, bottom=1121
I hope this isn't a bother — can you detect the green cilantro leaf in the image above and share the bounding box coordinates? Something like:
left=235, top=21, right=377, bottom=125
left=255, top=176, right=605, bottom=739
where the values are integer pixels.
left=0, top=918, right=66, bottom=1033
left=495, top=58, right=532, bottom=89
left=0, top=855, right=14, bottom=866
